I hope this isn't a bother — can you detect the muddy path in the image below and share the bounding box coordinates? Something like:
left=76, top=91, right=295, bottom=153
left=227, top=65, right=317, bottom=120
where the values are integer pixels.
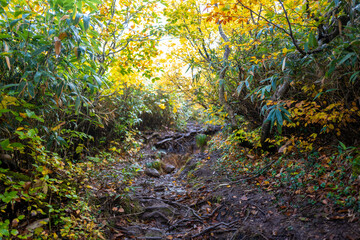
left=101, top=124, right=360, bottom=240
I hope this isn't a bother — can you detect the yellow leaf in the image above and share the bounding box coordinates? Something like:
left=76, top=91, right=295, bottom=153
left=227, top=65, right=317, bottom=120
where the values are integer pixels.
left=52, top=121, right=66, bottom=131
left=42, top=167, right=53, bottom=175
left=5, top=56, right=10, bottom=70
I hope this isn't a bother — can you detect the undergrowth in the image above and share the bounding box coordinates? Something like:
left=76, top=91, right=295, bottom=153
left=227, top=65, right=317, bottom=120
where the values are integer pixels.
left=209, top=130, right=360, bottom=215
left=0, top=127, right=141, bottom=239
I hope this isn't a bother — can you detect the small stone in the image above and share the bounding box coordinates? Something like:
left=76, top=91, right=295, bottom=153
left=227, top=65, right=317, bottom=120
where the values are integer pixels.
left=142, top=211, right=169, bottom=224
left=162, top=163, right=176, bottom=174
left=145, top=168, right=161, bottom=177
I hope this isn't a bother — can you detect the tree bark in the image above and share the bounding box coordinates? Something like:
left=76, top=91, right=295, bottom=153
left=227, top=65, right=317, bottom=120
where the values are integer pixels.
left=218, top=24, right=237, bottom=127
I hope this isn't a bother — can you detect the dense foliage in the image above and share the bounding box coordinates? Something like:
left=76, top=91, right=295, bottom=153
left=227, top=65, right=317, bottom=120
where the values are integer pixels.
left=1, top=0, right=360, bottom=238
left=164, top=0, right=360, bottom=212
left=0, top=0, right=178, bottom=238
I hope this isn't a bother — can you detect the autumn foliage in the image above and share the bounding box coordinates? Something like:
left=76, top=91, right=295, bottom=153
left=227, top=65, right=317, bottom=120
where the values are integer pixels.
left=1, top=0, right=360, bottom=238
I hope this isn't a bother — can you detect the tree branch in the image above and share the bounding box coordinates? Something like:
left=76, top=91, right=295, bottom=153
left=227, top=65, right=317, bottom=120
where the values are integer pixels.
left=237, top=0, right=306, bottom=56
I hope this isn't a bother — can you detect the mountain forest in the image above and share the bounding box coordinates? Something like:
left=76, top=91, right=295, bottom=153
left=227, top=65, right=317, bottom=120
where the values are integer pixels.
left=1, top=0, right=360, bottom=239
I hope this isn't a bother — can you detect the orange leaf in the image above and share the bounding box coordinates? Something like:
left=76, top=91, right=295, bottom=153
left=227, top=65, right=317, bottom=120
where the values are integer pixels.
left=54, top=37, right=61, bottom=57
left=58, top=32, right=68, bottom=40
left=74, top=47, right=79, bottom=58
left=60, top=15, right=70, bottom=21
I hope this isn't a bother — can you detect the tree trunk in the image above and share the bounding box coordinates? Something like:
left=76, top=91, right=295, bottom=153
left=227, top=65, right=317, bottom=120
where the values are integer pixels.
left=218, top=24, right=237, bottom=127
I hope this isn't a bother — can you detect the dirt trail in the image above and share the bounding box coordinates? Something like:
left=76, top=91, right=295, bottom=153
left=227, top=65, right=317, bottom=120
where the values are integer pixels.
left=103, top=124, right=360, bottom=240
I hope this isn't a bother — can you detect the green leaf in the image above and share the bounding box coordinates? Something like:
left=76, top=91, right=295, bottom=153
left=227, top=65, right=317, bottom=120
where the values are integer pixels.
left=339, top=141, right=346, bottom=150
left=308, top=32, right=318, bottom=48
left=326, top=60, right=336, bottom=77
left=11, top=142, right=24, bottom=149
left=56, top=136, right=68, bottom=146
left=34, top=71, right=42, bottom=84
left=27, top=82, right=35, bottom=98
left=0, top=139, right=11, bottom=150
left=0, top=191, right=19, bottom=203
left=10, top=229, right=19, bottom=236
left=74, top=13, right=82, bottom=25
left=32, top=45, right=51, bottom=56
left=25, top=109, right=35, bottom=118
left=75, top=96, right=81, bottom=114
left=87, top=0, right=102, bottom=5
left=10, top=19, right=21, bottom=28
left=337, top=53, right=356, bottom=66
left=93, top=75, right=102, bottom=86
left=83, top=14, right=90, bottom=31
left=275, top=109, right=283, bottom=124
left=17, top=81, right=27, bottom=94
left=84, top=0, right=98, bottom=10
left=0, top=0, right=8, bottom=7
left=0, top=33, right=11, bottom=39
left=350, top=71, right=359, bottom=83
left=0, top=83, right=18, bottom=90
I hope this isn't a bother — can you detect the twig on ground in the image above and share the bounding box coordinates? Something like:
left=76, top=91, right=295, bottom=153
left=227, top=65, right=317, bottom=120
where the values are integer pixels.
left=139, top=196, right=204, bottom=220
left=191, top=220, right=239, bottom=238
left=215, top=158, right=279, bottom=188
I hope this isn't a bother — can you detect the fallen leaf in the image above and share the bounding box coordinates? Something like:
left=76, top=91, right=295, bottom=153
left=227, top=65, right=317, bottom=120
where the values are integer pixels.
left=307, top=186, right=315, bottom=193
left=240, top=195, right=248, bottom=201
left=299, top=217, right=309, bottom=222
left=26, top=218, right=49, bottom=232
left=250, top=210, right=258, bottom=215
